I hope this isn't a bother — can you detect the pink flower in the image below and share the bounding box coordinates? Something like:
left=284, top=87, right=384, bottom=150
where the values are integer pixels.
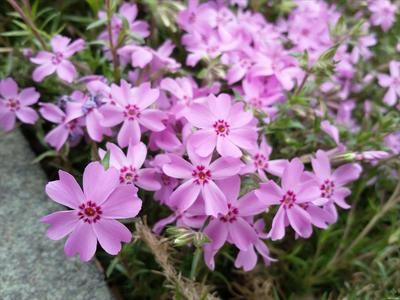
left=320, top=120, right=340, bottom=145
left=99, top=142, right=161, bottom=191
left=255, top=158, right=322, bottom=240
left=39, top=103, right=84, bottom=151
left=378, top=61, right=400, bottom=106
left=186, top=93, right=257, bottom=158
left=162, top=148, right=242, bottom=217
left=100, top=80, right=166, bottom=147
left=203, top=176, right=268, bottom=269
left=0, top=78, right=39, bottom=131
left=311, top=150, right=362, bottom=223
left=41, top=162, right=142, bottom=261
left=369, top=0, right=396, bottom=32
left=234, top=220, right=276, bottom=272
left=31, top=35, right=85, bottom=83
left=65, top=83, right=112, bottom=142
left=241, top=137, right=288, bottom=181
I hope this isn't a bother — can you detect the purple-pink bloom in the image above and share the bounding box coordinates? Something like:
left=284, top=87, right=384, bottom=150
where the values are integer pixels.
left=311, top=150, right=362, bottom=223
left=162, top=148, right=242, bottom=217
left=241, top=137, right=287, bottom=181
left=320, top=120, right=340, bottom=145
left=378, top=61, right=400, bottom=106
left=39, top=102, right=84, bottom=151
left=203, top=176, right=268, bottom=269
left=186, top=93, right=257, bottom=158
left=100, top=80, right=166, bottom=147
left=255, top=158, right=322, bottom=240
left=41, top=162, right=142, bottom=261
left=368, top=0, right=396, bottom=32
left=0, top=78, right=39, bottom=131
left=234, top=219, right=276, bottom=272
left=99, top=142, right=161, bottom=191
left=31, top=35, right=85, bottom=83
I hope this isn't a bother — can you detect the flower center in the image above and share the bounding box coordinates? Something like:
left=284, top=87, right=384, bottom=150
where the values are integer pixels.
left=51, top=52, right=63, bottom=65
left=281, top=190, right=296, bottom=208
left=213, top=119, right=230, bottom=137
left=78, top=201, right=102, bottom=223
left=161, top=173, right=171, bottom=186
left=188, top=12, right=196, bottom=24
left=219, top=203, right=239, bottom=223
left=124, top=104, right=140, bottom=120
left=6, top=98, right=20, bottom=112
left=253, top=153, right=268, bottom=169
left=320, top=179, right=335, bottom=198
left=240, top=59, right=252, bottom=69
left=64, top=119, right=78, bottom=131
left=192, top=165, right=211, bottom=185
left=120, top=166, right=138, bottom=184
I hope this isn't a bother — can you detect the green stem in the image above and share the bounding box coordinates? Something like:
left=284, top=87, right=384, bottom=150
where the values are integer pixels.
left=7, top=0, right=48, bottom=50
left=105, top=0, right=120, bottom=82
left=190, top=247, right=202, bottom=280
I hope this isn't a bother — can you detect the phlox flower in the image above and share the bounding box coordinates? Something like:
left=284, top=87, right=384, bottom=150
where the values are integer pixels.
left=0, top=78, right=39, bottom=131
left=234, top=219, right=276, bottom=272
left=162, top=147, right=242, bottom=217
left=100, top=80, right=166, bottom=147
left=203, top=176, right=269, bottom=269
left=311, top=150, right=362, bottom=223
left=369, top=0, right=397, bottom=32
left=320, top=120, right=340, bottom=145
left=255, top=158, right=322, bottom=240
left=99, top=142, right=161, bottom=191
left=186, top=93, right=257, bottom=158
left=41, top=162, right=142, bottom=261
left=241, top=137, right=288, bottom=181
left=31, top=35, right=85, bottom=83
left=378, top=61, right=400, bottom=106
left=39, top=103, right=84, bottom=150
left=153, top=197, right=207, bottom=234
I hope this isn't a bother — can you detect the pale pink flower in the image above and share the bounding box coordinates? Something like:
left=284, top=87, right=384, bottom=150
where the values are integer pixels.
left=203, top=176, right=268, bottom=269
left=186, top=93, right=257, bottom=158
left=162, top=149, right=242, bottom=217
left=255, top=158, right=322, bottom=240
left=99, top=142, right=161, bottom=191
left=39, top=103, right=84, bottom=151
left=311, top=150, right=362, bottom=223
left=31, top=35, right=85, bottom=83
left=369, top=0, right=396, bottom=32
left=100, top=80, right=166, bottom=147
left=41, top=162, right=142, bottom=261
left=378, top=61, right=400, bottom=106
left=0, top=78, right=39, bottom=131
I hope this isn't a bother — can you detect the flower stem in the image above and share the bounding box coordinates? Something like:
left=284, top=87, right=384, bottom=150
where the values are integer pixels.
left=104, top=0, right=120, bottom=82
left=6, top=0, right=48, bottom=50
left=190, top=247, right=202, bottom=280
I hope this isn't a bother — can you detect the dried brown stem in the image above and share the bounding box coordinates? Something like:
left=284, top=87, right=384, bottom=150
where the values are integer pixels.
left=135, top=219, right=220, bottom=300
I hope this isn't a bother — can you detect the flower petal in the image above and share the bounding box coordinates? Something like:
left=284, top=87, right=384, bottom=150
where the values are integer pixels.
left=102, top=184, right=142, bottom=219
left=228, top=217, right=257, bottom=250
left=41, top=210, right=80, bottom=240
left=93, top=219, right=132, bottom=255
left=64, top=222, right=97, bottom=262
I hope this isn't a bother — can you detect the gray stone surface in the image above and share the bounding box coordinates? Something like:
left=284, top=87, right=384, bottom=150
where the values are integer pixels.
left=0, top=130, right=114, bottom=300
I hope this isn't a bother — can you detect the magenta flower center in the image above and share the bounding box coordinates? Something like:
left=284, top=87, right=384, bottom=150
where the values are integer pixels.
left=320, top=179, right=335, bottom=198
left=192, top=165, right=211, bottom=185
left=213, top=119, right=230, bottom=136
left=51, top=52, right=64, bottom=65
left=124, top=104, right=141, bottom=120
left=64, top=119, right=78, bottom=131
left=78, top=201, right=102, bottom=223
left=240, top=59, right=252, bottom=69
left=219, top=203, right=239, bottom=223
left=120, top=166, right=138, bottom=184
left=281, top=190, right=296, bottom=208
left=188, top=12, right=196, bottom=24
left=6, top=98, right=20, bottom=112
left=253, top=153, right=268, bottom=169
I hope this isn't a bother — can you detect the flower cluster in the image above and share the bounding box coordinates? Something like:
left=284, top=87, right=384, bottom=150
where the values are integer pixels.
left=2, top=0, right=398, bottom=273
